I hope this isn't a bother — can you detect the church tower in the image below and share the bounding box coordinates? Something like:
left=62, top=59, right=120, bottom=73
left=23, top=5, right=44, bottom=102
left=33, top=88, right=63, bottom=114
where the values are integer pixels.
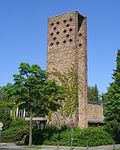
left=47, top=11, right=87, bottom=128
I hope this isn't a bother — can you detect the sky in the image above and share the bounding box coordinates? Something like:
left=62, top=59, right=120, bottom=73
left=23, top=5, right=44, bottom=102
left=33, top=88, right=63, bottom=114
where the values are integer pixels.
left=0, top=0, right=120, bottom=94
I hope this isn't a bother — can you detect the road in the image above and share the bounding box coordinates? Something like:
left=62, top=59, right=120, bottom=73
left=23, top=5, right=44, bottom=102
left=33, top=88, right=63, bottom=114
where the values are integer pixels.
left=0, top=143, right=120, bottom=150
left=0, top=147, right=26, bottom=150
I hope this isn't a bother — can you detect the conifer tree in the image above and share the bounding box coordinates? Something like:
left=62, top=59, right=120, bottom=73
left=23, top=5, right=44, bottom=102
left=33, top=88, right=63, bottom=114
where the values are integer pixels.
left=104, top=50, right=120, bottom=142
left=87, top=84, right=99, bottom=102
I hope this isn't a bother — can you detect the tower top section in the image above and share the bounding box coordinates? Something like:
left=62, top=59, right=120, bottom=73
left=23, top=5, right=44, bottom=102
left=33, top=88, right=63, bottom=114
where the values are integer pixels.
left=48, top=11, right=86, bottom=20
left=47, top=11, right=87, bottom=53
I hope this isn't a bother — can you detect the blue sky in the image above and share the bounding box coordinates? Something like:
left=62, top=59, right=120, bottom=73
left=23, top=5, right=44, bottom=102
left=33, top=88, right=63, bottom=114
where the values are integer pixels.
left=0, top=0, right=120, bottom=94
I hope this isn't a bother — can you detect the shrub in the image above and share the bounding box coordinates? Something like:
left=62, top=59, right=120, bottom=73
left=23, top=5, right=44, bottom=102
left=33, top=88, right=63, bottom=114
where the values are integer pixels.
left=0, top=126, right=29, bottom=143
left=0, top=118, right=29, bottom=143
left=0, top=108, right=12, bottom=130
left=32, top=126, right=113, bottom=147
left=10, top=118, right=28, bottom=127
left=76, top=127, right=113, bottom=146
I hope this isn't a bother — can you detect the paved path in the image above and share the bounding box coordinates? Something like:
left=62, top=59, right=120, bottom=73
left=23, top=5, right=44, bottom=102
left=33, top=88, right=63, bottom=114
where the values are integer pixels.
left=0, top=147, right=26, bottom=150
left=40, top=145, right=120, bottom=150
left=0, top=143, right=120, bottom=150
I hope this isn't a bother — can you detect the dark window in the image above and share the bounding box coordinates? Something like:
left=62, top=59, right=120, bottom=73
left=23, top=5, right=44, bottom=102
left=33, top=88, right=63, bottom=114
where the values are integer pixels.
left=63, top=40, right=66, bottom=43
left=78, top=33, right=82, bottom=36
left=50, top=33, right=54, bottom=36
left=63, top=29, right=67, bottom=33
left=66, top=24, right=70, bottom=27
left=50, top=43, right=53, bottom=46
left=63, top=20, right=67, bottom=23
left=53, top=37, right=57, bottom=40
left=69, top=18, right=73, bottom=22
left=56, top=31, right=60, bottom=35
left=51, top=23, right=54, bottom=26
left=56, top=41, right=59, bottom=45
left=79, top=43, right=82, bottom=47
left=69, top=39, right=72, bottom=42
left=66, top=34, right=69, bottom=38
left=54, top=27, right=57, bottom=30
left=69, top=28, right=72, bottom=31
left=56, top=21, right=60, bottom=25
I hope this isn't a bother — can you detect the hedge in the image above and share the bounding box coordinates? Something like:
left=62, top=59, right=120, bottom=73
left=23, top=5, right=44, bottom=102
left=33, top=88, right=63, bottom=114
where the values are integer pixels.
left=42, top=127, right=113, bottom=147
left=0, top=125, right=29, bottom=143
left=0, top=126, right=113, bottom=147
left=29, top=126, right=113, bottom=147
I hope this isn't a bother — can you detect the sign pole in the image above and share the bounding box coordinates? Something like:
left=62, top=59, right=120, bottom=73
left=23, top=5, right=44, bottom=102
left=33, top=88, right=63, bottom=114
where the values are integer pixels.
left=70, top=120, right=74, bottom=150
left=71, top=126, right=73, bottom=150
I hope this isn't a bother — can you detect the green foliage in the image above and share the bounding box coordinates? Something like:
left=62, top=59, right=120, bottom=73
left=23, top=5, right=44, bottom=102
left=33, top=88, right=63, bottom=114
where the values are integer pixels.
left=87, top=84, right=100, bottom=102
left=101, top=92, right=108, bottom=102
left=27, top=127, right=113, bottom=146
left=75, top=127, right=113, bottom=146
left=13, top=62, right=46, bottom=114
left=0, top=126, right=28, bottom=143
left=13, top=62, right=65, bottom=116
left=51, top=67, right=78, bottom=117
left=1, top=124, right=113, bottom=147
left=1, top=126, right=27, bottom=137
left=0, top=118, right=29, bottom=143
left=0, top=107, right=12, bottom=130
left=104, top=50, right=120, bottom=143
left=0, top=84, right=19, bottom=122
left=12, top=62, right=65, bottom=146
left=10, top=118, right=28, bottom=128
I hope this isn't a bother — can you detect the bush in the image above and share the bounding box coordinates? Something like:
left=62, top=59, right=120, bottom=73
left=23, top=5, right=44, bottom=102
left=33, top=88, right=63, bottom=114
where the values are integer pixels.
left=0, top=108, right=12, bottom=130
left=31, top=126, right=113, bottom=147
left=1, top=125, right=28, bottom=137
left=0, top=118, right=29, bottom=143
left=75, top=127, right=113, bottom=146
left=10, top=118, right=28, bottom=127
left=0, top=126, right=29, bottom=143
left=1, top=123, right=113, bottom=147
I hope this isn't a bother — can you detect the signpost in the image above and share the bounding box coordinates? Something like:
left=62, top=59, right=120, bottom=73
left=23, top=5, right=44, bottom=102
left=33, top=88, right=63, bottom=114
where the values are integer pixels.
left=70, top=120, right=74, bottom=150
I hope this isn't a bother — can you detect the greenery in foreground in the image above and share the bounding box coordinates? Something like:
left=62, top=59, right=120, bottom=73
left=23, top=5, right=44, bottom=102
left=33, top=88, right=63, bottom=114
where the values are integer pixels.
left=41, top=126, right=113, bottom=147
left=1, top=124, right=113, bottom=147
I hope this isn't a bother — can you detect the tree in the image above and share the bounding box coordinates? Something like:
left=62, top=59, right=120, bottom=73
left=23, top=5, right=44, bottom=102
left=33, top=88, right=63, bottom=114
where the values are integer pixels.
left=87, top=84, right=100, bottom=102
left=0, top=84, right=17, bottom=129
left=13, top=62, right=64, bottom=146
left=104, top=50, right=120, bottom=143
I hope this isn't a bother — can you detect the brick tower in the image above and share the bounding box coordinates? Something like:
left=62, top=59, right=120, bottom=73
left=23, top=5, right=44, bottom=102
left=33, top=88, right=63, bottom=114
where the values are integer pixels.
left=47, top=11, right=103, bottom=128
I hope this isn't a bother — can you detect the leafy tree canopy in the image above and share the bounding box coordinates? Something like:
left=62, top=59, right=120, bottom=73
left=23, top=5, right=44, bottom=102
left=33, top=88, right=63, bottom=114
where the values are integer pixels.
left=13, top=62, right=65, bottom=116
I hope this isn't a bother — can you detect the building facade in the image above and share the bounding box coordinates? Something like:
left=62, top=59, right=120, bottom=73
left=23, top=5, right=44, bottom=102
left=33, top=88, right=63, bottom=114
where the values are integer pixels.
left=47, top=11, right=103, bottom=128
